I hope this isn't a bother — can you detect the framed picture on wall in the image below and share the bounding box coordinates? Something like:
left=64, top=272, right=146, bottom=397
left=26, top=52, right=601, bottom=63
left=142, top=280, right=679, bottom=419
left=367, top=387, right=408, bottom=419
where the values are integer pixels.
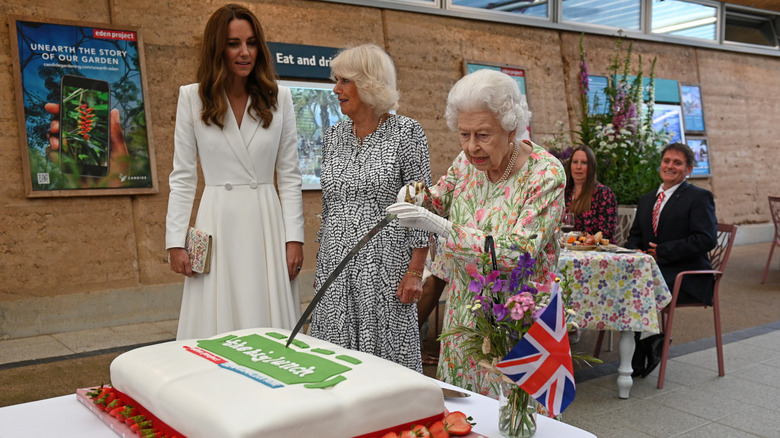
left=687, top=137, right=711, bottom=178
left=9, top=16, right=157, bottom=197
left=463, top=60, right=531, bottom=140
left=652, top=104, right=685, bottom=145
left=680, top=83, right=706, bottom=133
left=280, top=79, right=347, bottom=190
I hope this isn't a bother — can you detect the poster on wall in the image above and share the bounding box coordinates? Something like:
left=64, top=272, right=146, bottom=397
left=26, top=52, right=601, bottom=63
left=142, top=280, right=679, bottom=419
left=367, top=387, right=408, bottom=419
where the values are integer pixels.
left=686, top=137, right=711, bottom=178
left=652, top=104, right=685, bottom=145
left=9, top=17, right=157, bottom=197
left=680, top=83, right=706, bottom=133
left=587, top=75, right=609, bottom=114
left=280, top=79, right=347, bottom=190
left=463, top=60, right=531, bottom=140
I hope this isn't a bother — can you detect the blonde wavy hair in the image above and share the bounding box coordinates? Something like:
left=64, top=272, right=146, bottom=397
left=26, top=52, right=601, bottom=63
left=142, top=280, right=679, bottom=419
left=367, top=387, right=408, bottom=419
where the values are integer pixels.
left=330, top=44, right=399, bottom=115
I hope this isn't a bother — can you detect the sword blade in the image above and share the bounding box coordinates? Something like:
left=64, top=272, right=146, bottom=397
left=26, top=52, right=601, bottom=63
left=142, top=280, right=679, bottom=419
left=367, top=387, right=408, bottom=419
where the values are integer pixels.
left=285, top=214, right=395, bottom=347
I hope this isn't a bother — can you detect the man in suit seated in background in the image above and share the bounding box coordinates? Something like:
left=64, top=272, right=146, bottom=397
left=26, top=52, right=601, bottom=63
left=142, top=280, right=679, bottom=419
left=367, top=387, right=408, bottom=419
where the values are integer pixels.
left=625, top=142, right=718, bottom=378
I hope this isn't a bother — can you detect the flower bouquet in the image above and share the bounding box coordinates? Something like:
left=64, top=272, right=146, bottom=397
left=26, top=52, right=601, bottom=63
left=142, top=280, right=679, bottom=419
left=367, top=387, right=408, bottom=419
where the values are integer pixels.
left=576, top=35, right=673, bottom=205
left=441, top=251, right=593, bottom=437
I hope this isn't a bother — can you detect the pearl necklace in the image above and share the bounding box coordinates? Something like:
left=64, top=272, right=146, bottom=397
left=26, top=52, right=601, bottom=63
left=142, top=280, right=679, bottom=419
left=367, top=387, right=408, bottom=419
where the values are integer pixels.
left=352, top=116, right=384, bottom=148
left=493, top=142, right=519, bottom=185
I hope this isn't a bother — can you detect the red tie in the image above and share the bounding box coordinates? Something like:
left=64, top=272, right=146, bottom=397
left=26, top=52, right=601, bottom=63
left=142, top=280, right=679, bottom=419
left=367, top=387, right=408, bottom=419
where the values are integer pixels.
left=652, top=191, right=665, bottom=235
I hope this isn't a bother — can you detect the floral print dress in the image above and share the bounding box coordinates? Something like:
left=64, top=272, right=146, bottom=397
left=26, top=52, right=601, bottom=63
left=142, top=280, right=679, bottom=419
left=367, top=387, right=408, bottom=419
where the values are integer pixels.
left=428, top=141, right=566, bottom=398
left=564, top=183, right=618, bottom=240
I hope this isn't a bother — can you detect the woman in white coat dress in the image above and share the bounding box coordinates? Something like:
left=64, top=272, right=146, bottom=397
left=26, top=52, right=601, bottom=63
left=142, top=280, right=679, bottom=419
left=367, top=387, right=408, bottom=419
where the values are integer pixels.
left=166, top=4, right=304, bottom=340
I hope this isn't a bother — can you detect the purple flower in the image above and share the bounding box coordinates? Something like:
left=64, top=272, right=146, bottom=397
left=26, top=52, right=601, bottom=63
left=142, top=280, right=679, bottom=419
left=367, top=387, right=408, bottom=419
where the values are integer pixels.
left=492, top=303, right=509, bottom=322
left=579, top=60, right=589, bottom=95
left=521, top=283, right=538, bottom=296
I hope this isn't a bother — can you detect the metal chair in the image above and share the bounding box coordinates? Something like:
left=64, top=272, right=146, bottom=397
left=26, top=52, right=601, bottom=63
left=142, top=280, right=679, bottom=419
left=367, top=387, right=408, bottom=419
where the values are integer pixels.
left=761, top=196, right=780, bottom=284
left=656, top=223, right=738, bottom=389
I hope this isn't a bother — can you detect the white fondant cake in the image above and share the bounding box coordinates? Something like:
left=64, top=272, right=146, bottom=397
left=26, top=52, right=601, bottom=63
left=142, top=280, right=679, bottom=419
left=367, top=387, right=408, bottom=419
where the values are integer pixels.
left=109, top=328, right=445, bottom=438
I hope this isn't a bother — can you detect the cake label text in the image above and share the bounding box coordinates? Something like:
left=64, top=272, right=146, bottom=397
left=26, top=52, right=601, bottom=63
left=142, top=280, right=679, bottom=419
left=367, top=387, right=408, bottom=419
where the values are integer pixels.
left=194, top=334, right=353, bottom=387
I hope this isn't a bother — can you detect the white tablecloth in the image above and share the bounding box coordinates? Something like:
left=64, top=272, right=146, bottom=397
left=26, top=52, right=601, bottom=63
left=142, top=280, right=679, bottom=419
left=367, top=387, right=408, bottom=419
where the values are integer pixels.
left=0, top=382, right=595, bottom=438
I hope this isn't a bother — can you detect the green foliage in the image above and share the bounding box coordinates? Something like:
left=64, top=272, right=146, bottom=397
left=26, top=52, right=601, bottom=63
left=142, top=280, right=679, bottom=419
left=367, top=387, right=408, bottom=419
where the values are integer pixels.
left=576, top=35, right=672, bottom=205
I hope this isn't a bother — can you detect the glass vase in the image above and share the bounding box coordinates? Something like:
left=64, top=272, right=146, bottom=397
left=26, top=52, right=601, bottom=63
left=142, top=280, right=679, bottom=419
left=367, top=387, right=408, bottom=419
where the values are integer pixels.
left=498, top=381, right=537, bottom=438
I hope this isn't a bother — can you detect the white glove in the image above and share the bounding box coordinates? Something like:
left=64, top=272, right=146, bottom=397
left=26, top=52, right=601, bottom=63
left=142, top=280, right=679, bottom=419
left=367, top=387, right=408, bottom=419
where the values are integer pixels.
left=386, top=202, right=451, bottom=238
left=395, top=184, right=424, bottom=206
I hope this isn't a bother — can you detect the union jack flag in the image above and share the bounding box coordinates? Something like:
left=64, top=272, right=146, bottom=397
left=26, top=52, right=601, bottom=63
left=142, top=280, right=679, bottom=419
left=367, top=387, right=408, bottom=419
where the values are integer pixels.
left=496, top=282, right=575, bottom=417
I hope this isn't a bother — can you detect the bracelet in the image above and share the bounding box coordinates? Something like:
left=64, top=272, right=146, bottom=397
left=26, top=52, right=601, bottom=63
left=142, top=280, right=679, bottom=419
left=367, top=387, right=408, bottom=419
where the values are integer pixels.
left=405, top=269, right=423, bottom=279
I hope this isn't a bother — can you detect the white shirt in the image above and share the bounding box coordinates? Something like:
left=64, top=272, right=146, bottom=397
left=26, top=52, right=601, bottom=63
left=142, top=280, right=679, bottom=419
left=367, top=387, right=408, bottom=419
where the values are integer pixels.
left=655, top=182, right=683, bottom=216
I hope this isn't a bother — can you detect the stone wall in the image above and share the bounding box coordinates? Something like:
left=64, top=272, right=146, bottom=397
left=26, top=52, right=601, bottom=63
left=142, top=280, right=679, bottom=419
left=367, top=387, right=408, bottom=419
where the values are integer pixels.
left=1, top=0, right=778, bottom=338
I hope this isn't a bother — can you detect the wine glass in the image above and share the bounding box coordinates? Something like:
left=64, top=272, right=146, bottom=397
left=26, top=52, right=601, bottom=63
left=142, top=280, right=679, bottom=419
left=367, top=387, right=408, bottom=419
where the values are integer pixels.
left=561, top=213, right=576, bottom=234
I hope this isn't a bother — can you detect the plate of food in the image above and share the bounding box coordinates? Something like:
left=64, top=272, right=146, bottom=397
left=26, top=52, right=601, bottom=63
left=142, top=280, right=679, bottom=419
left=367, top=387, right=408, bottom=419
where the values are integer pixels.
left=563, top=231, right=609, bottom=251
left=565, top=243, right=598, bottom=251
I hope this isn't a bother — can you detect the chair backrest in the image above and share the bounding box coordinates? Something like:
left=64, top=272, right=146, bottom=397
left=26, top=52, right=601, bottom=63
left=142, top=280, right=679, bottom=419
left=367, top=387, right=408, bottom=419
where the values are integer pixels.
left=614, top=206, right=636, bottom=246
left=709, top=223, right=738, bottom=272
left=769, top=196, right=780, bottom=235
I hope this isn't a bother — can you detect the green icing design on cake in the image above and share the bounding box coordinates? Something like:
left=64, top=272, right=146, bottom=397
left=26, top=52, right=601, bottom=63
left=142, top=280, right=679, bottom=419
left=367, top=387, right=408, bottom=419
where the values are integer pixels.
left=265, top=331, right=309, bottom=349
left=197, top=334, right=352, bottom=386
left=304, top=375, right=347, bottom=389
left=311, top=348, right=335, bottom=355
left=290, top=339, right=309, bottom=349
left=335, top=355, right=362, bottom=365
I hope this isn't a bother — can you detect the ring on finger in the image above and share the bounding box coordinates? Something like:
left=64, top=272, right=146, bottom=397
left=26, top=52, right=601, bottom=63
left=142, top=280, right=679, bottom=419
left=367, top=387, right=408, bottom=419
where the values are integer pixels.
left=296, top=266, right=301, bottom=271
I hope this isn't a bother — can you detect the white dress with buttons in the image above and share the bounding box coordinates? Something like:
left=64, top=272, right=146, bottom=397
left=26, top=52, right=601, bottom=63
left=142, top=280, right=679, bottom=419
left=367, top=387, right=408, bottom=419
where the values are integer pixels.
left=165, top=84, right=304, bottom=340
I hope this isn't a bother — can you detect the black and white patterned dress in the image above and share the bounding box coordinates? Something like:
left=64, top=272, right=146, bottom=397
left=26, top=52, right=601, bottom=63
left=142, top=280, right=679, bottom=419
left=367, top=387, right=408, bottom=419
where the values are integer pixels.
left=310, top=114, right=432, bottom=372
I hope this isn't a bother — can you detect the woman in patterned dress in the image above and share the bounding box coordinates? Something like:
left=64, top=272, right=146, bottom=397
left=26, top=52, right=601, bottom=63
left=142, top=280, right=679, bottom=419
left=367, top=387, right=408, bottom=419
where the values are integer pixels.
left=309, top=44, right=432, bottom=372
left=565, top=145, right=617, bottom=240
left=387, top=69, right=566, bottom=397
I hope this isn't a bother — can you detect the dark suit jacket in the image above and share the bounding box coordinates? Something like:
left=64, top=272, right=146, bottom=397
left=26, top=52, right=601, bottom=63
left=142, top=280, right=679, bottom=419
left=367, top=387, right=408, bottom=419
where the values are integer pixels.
left=626, top=181, right=718, bottom=304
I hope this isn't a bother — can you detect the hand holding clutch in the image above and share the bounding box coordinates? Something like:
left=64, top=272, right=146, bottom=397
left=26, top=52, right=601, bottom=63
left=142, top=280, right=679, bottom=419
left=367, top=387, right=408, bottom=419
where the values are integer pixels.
left=386, top=202, right=451, bottom=238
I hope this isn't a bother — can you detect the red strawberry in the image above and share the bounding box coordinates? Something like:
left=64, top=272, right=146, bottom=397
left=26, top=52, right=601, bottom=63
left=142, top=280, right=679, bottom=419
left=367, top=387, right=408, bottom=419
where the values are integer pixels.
left=109, top=406, right=126, bottom=417
left=126, top=415, right=146, bottom=427
left=443, top=412, right=473, bottom=436
left=87, top=385, right=110, bottom=399
left=400, top=425, right=431, bottom=438
left=428, top=421, right=449, bottom=438
left=92, top=387, right=114, bottom=405
left=105, top=397, right=123, bottom=411
left=119, top=405, right=137, bottom=419
left=380, top=433, right=399, bottom=438
left=130, top=420, right=152, bottom=433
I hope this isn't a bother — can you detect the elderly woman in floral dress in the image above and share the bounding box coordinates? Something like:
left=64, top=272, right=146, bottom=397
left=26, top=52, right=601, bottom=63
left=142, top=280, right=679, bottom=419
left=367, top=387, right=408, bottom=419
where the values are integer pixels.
left=387, top=69, right=566, bottom=398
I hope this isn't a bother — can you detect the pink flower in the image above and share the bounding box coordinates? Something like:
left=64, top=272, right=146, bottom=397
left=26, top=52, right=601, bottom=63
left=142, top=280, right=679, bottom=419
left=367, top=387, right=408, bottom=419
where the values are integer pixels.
left=507, top=292, right=535, bottom=320
left=475, top=208, right=486, bottom=222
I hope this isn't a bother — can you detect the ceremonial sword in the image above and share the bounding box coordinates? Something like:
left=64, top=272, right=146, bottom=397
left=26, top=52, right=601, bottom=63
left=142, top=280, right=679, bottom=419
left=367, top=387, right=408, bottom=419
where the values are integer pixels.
left=285, top=183, right=430, bottom=348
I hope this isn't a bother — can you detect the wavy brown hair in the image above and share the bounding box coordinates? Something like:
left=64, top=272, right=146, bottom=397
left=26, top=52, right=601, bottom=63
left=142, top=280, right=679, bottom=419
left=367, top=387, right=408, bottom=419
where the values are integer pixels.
left=565, top=145, right=599, bottom=216
left=197, top=4, right=278, bottom=129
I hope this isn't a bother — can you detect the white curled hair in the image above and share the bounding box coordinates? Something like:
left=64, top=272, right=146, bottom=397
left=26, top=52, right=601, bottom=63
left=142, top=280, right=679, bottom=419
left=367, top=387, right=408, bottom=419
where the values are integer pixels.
left=444, top=69, right=532, bottom=142
left=330, top=44, right=399, bottom=115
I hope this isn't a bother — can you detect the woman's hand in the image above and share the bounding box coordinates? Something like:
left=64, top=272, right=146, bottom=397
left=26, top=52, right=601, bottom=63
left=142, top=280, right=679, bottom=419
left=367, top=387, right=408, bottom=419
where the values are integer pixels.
left=386, top=203, right=452, bottom=237
left=169, top=247, right=193, bottom=277
left=397, top=271, right=423, bottom=304
left=286, top=241, right=304, bottom=281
